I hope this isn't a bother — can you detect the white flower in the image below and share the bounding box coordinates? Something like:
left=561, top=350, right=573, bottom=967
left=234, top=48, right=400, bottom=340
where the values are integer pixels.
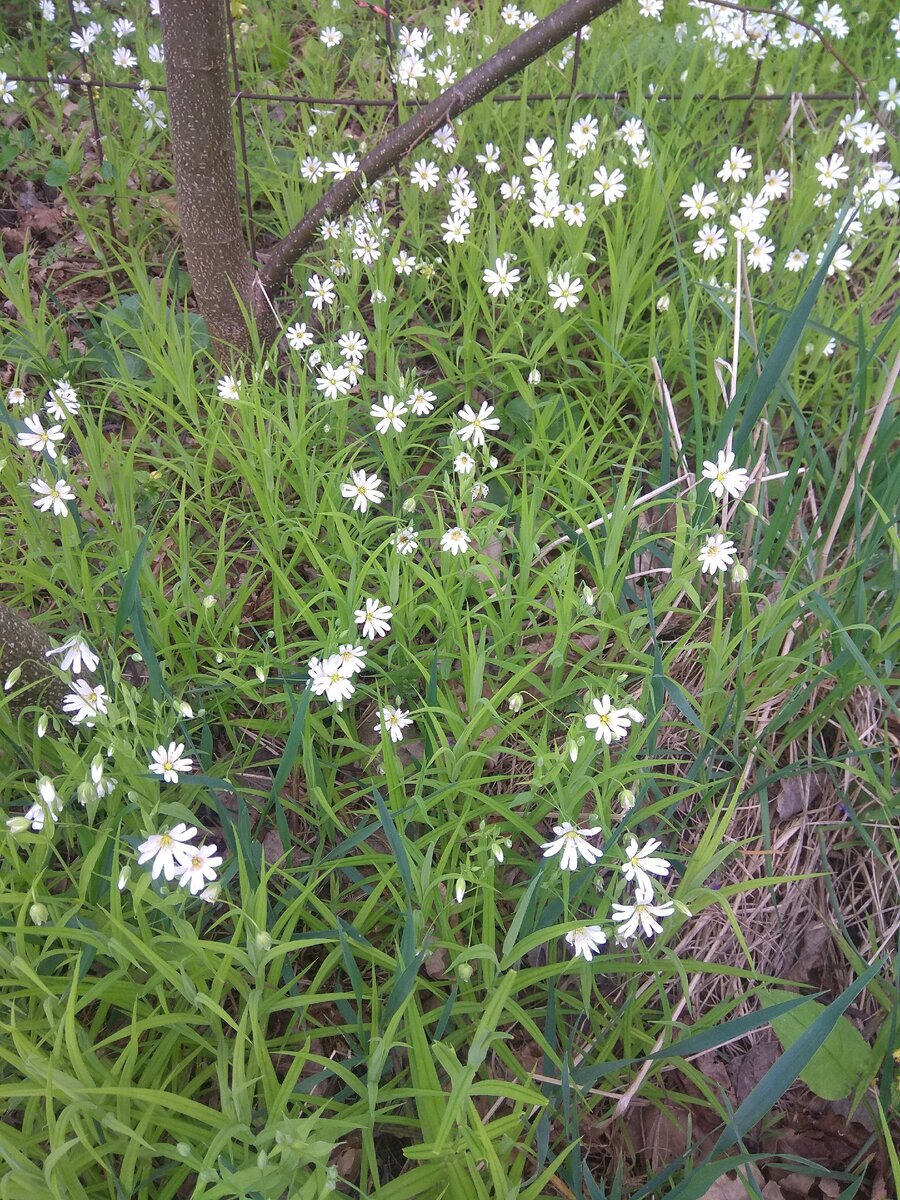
left=305, top=274, right=336, bottom=309
left=310, top=655, right=356, bottom=703
left=374, top=705, right=414, bottom=742
left=454, top=451, right=475, bottom=474
left=392, top=526, right=420, bottom=556
left=45, top=636, right=99, bottom=674
left=701, top=449, right=750, bottom=499
left=441, top=213, right=470, bottom=243
left=410, top=158, right=440, bottom=190
left=178, top=844, right=223, bottom=895
left=409, top=386, right=437, bottom=416
left=320, top=25, right=343, bottom=46
left=45, top=379, right=79, bottom=419
left=113, top=46, right=137, bottom=68
left=393, top=249, right=417, bottom=275
left=457, top=401, right=500, bottom=448
left=371, top=396, right=408, bottom=435
left=698, top=534, right=737, bottom=574
left=31, top=477, right=75, bottom=516
left=316, top=362, right=353, bottom=400
left=548, top=272, right=584, bottom=312
left=483, top=256, right=521, bottom=298
left=7, top=386, right=26, bottom=406
left=693, top=223, right=727, bottom=261
left=217, top=374, right=240, bottom=400
left=325, top=151, right=359, bottom=179
left=760, top=168, right=790, bottom=201
left=500, top=176, right=525, bottom=202
left=565, top=925, right=608, bottom=961
left=610, top=898, right=675, bottom=940
left=588, top=165, right=626, bottom=204
left=717, top=146, right=753, bottom=183
left=341, top=470, right=384, bottom=513
left=815, top=153, right=848, bottom=190
left=61, top=679, right=108, bottom=725
left=540, top=822, right=603, bottom=871
left=440, top=526, right=471, bottom=556
left=338, top=331, right=367, bottom=363
left=148, top=741, right=194, bottom=784
left=564, top=202, right=587, bottom=227
left=785, top=248, right=809, bottom=272
left=621, top=837, right=671, bottom=898
left=679, top=183, right=718, bottom=220
left=285, top=322, right=314, bottom=351
left=584, top=695, right=643, bottom=743
left=7, top=777, right=62, bottom=833
left=301, top=156, right=324, bottom=182
left=137, top=823, right=198, bottom=881
left=445, top=5, right=470, bottom=33
left=354, top=598, right=393, bottom=639
left=529, top=188, right=563, bottom=228
left=17, top=413, right=64, bottom=458
left=476, top=143, right=501, bottom=173
left=0, top=72, right=18, bottom=104
left=336, top=644, right=367, bottom=675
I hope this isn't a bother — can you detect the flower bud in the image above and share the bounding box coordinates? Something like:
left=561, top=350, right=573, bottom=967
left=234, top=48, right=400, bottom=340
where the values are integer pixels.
left=454, top=877, right=465, bottom=904
left=202, top=594, right=217, bottom=610
left=732, top=562, right=749, bottom=583
left=507, top=692, right=523, bottom=713
left=619, top=787, right=636, bottom=812
left=457, top=962, right=473, bottom=982
left=77, top=781, right=94, bottom=807
left=37, top=777, right=56, bottom=806
left=37, top=715, right=48, bottom=738
left=29, top=903, right=49, bottom=925
left=582, top=584, right=595, bottom=608
left=4, top=666, right=22, bottom=691
left=91, top=755, right=104, bottom=785
left=402, top=497, right=416, bottom=514
left=6, top=816, right=31, bottom=834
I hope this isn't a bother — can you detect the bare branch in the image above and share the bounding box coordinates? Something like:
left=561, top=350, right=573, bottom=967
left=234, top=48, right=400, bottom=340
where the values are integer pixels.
left=258, top=0, right=622, bottom=294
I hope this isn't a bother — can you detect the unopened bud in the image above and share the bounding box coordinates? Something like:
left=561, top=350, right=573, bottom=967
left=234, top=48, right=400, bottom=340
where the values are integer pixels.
left=4, top=666, right=22, bottom=691
left=457, top=962, right=473, bottom=982
left=29, top=903, right=49, bottom=926
left=454, top=877, right=465, bottom=904
left=117, top=866, right=131, bottom=891
left=37, top=715, right=49, bottom=738
left=732, top=562, right=749, bottom=583
left=507, top=692, right=523, bottom=713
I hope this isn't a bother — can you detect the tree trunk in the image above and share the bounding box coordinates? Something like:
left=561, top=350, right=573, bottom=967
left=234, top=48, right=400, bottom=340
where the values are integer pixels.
left=159, top=0, right=275, bottom=355
left=0, top=601, right=69, bottom=717
left=161, top=0, right=621, bottom=353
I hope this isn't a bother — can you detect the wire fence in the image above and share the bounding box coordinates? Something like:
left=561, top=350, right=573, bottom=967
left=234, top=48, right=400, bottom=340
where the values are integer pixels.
left=3, top=0, right=856, bottom=260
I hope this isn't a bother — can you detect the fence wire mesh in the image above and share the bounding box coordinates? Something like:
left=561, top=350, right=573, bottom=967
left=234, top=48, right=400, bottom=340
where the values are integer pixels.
left=1, top=0, right=857, bottom=262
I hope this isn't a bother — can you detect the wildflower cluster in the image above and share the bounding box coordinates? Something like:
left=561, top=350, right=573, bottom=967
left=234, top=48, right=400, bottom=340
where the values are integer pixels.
left=542, top=817, right=678, bottom=961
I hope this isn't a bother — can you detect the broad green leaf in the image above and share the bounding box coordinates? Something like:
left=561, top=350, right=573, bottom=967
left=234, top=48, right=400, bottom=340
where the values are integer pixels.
left=759, top=988, right=870, bottom=1100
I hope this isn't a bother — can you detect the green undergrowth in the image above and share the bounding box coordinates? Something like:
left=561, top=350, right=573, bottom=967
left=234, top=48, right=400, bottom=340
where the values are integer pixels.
left=0, top=0, right=898, bottom=1196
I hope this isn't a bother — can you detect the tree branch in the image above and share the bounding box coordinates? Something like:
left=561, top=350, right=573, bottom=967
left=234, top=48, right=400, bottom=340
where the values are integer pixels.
left=257, top=0, right=623, bottom=295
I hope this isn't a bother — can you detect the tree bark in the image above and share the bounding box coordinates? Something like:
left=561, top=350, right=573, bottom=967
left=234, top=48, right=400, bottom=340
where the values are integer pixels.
left=0, top=601, right=69, bottom=717
left=161, top=0, right=622, bottom=352
left=159, top=0, right=275, bottom=355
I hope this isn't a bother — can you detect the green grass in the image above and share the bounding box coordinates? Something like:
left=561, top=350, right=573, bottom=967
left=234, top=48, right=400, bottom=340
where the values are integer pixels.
left=0, top=0, right=898, bottom=1196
